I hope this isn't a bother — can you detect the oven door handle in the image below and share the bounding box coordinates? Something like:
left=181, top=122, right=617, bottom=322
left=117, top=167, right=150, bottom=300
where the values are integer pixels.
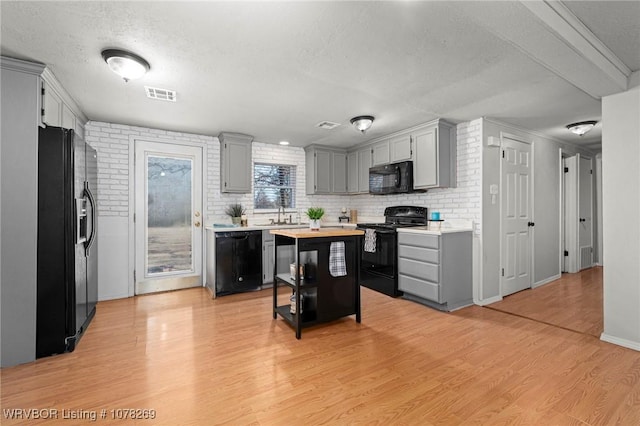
left=358, top=228, right=396, bottom=235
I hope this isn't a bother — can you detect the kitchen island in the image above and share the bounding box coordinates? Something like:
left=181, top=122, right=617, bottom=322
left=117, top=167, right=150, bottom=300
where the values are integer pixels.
left=270, top=227, right=364, bottom=339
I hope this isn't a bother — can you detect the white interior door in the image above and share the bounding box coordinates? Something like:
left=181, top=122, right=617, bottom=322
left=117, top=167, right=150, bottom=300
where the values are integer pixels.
left=578, top=155, right=593, bottom=270
left=563, top=155, right=578, bottom=273
left=134, top=141, right=203, bottom=295
left=501, top=137, right=533, bottom=297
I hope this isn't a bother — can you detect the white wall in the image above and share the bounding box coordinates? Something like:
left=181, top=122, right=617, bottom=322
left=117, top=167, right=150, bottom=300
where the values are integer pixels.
left=87, top=120, right=482, bottom=301
left=601, top=87, right=640, bottom=350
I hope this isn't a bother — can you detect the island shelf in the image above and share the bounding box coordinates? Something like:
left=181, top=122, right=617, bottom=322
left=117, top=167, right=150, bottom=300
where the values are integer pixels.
left=270, top=228, right=364, bottom=339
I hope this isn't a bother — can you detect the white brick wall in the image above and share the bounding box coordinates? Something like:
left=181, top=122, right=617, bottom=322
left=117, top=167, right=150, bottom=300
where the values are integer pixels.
left=86, top=120, right=481, bottom=229
left=85, top=121, right=217, bottom=218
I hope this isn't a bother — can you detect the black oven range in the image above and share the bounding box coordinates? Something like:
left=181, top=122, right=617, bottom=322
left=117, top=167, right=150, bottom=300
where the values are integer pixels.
left=357, top=206, right=429, bottom=297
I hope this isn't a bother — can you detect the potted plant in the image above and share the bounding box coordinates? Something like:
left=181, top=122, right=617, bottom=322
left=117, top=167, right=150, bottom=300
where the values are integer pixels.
left=306, top=207, right=325, bottom=231
left=225, top=203, right=245, bottom=225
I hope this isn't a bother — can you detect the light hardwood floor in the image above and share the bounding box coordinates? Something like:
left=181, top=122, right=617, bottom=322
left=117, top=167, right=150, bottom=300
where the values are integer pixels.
left=487, top=267, right=604, bottom=337
left=3, top=276, right=639, bottom=425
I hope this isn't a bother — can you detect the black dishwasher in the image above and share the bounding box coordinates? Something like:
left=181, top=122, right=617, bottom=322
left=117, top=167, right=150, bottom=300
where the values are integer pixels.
left=215, top=230, right=262, bottom=296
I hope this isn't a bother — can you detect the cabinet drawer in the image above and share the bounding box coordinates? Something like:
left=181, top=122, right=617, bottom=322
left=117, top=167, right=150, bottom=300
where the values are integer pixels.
left=398, top=258, right=439, bottom=283
left=398, top=245, right=439, bottom=264
left=398, top=233, right=439, bottom=249
left=399, top=274, right=440, bottom=302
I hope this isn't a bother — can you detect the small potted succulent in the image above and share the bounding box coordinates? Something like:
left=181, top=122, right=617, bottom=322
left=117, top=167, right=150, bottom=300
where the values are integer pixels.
left=306, top=207, right=325, bottom=231
left=225, top=203, right=246, bottom=225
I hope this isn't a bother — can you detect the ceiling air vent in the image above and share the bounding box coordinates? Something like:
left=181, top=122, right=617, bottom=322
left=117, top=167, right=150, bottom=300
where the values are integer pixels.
left=315, top=121, right=341, bottom=130
left=145, top=86, right=177, bottom=102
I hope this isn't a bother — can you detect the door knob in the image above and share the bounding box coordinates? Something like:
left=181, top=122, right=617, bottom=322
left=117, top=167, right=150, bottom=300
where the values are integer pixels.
left=579, top=218, right=586, bottom=222
left=195, top=211, right=201, bottom=217
left=194, top=221, right=201, bottom=227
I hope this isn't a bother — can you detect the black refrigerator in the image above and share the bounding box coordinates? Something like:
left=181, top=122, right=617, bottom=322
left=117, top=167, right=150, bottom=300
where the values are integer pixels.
left=36, top=125, right=98, bottom=358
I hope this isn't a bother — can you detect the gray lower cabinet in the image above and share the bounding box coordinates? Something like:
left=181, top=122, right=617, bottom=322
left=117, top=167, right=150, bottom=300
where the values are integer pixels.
left=262, top=230, right=275, bottom=284
left=263, top=229, right=295, bottom=285
left=397, top=231, right=472, bottom=311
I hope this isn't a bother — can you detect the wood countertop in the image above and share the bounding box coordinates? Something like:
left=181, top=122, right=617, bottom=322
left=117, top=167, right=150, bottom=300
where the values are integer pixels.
left=270, top=227, right=364, bottom=239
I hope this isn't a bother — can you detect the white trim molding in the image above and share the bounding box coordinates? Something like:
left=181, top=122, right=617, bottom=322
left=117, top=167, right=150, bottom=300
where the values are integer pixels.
left=601, top=333, right=640, bottom=352
left=533, top=273, right=561, bottom=289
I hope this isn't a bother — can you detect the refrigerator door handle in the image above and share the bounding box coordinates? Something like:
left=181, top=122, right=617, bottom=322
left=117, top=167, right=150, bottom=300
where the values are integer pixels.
left=84, top=181, right=97, bottom=255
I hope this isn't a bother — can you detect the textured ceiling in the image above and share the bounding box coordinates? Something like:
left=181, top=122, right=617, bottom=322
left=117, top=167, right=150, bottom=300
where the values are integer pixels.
left=563, top=0, right=640, bottom=71
left=2, top=1, right=638, bottom=151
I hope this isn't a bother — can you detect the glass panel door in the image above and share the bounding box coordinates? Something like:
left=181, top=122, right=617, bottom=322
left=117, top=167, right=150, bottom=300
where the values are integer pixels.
left=135, top=141, right=203, bottom=295
left=146, top=155, right=193, bottom=274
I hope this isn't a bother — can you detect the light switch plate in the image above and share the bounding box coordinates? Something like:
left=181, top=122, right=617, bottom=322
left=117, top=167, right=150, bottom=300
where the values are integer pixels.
left=487, top=136, right=500, bottom=147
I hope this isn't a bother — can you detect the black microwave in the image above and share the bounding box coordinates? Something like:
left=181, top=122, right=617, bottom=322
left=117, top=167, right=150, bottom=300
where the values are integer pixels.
left=369, top=161, right=415, bottom=195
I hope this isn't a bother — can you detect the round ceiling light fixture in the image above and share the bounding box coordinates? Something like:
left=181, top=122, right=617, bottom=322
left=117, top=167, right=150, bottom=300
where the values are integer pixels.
left=350, top=116, right=375, bottom=134
left=566, top=120, right=597, bottom=136
left=279, top=141, right=290, bottom=146
left=101, top=49, right=150, bottom=82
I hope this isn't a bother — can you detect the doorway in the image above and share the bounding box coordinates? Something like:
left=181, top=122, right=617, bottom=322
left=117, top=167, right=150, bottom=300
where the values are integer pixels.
left=134, top=140, right=204, bottom=295
left=500, top=135, right=533, bottom=297
left=561, top=153, right=593, bottom=273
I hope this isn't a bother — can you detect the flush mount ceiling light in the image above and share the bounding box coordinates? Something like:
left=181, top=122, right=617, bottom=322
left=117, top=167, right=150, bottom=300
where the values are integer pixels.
left=566, top=120, right=597, bottom=136
left=101, top=49, right=150, bottom=82
left=350, top=116, right=375, bottom=134
left=279, top=141, right=290, bottom=146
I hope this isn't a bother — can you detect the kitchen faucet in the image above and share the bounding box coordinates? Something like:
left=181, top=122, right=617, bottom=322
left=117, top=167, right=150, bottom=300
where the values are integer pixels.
left=277, top=205, right=286, bottom=224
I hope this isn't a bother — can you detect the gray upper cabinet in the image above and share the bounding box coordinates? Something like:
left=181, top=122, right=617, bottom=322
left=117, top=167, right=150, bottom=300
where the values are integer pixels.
left=41, top=70, right=87, bottom=132
left=371, top=140, right=390, bottom=166
left=347, top=151, right=359, bottom=193
left=332, top=152, right=347, bottom=193
left=219, top=132, right=253, bottom=193
left=305, top=146, right=331, bottom=194
left=305, top=145, right=347, bottom=195
left=357, top=147, right=372, bottom=194
left=61, top=103, right=75, bottom=130
left=413, top=120, right=456, bottom=190
left=389, top=134, right=412, bottom=162
left=42, top=80, right=63, bottom=127
left=306, top=118, right=454, bottom=195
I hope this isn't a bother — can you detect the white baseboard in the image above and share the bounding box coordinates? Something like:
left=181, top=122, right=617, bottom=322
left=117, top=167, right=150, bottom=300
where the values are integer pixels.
left=600, top=333, right=640, bottom=352
left=533, top=273, right=561, bottom=289
left=98, top=292, right=130, bottom=302
left=475, top=295, right=502, bottom=306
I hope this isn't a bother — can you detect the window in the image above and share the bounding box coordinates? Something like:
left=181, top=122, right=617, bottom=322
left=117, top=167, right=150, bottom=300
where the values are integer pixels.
left=254, top=163, right=296, bottom=209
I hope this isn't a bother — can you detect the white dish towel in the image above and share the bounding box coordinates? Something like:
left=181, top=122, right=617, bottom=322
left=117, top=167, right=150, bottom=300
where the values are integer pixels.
left=329, top=241, right=347, bottom=277
left=364, top=229, right=377, bottom=253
